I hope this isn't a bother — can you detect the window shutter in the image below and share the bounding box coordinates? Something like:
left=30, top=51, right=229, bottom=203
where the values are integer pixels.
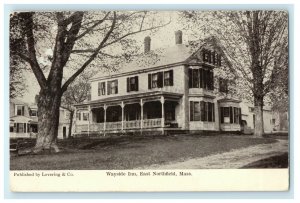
left=22, top=106, right=25, bottom=116
left=188, top=68, right=192, bottom=88
left=115, top=80, right=118, bottom=94
left=203, top=69, right=207, bottom=89
left=212, top=103, right=215, bottom=122
left=239, top=108, right=242, bottom=124
left=211, top=71, right=214, bottom=90
left=103, top=82, right=106, bottom=95
left=200, top=101, right=204, bottom=121
left=190, top=101, right=194, bottom=121
left=220, top=107, right=224, bottom=123
left=127, top=78, right=130, bottom=92
left=157, top=72, right=163, bottom=88
left=16, top=123, right=19, bottom=133
left=107, top=81, right=111, bottom=95
left=98, top=82, right=101, bottom=96
left=148, top=74, right=152, bottom=89
left=202, top=49, right=206, bottom=61
left=208, top=50, right=212, bottom=63
left=230, top=107, right=233, bottom=123
left=135, top=76, right=139, bottom=91
left=169, top=70, right=173, bottom=86
left=199, top=68, right=203, bottom=88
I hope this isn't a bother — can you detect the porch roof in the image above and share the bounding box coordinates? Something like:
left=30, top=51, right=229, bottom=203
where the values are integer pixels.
left=75, top=91, right=183, bottom=108
left=10, top=115, right=36, bottom=124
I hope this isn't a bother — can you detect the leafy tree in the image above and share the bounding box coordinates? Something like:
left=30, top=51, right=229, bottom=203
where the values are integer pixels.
left=10, top=11, right=169, bottom=153
left=182, top=11, right=288, bottom=137
left=61, top=72, right=92, bottom=139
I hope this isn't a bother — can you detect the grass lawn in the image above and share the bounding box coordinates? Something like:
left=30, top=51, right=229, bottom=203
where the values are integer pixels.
left=10, top=134, right=278, bottom=170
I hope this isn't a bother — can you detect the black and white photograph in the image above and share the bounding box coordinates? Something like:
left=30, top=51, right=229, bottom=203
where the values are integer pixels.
left=8, top=10, right=289, bottom=191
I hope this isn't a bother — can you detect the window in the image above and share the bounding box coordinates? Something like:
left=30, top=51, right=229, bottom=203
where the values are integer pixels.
left=152, top=73, right=158, bottom=88
left=219, top=78, right=229, bottom=93
left=249, top=107, right=254, bottom=113
left=16, top=123, right=25, bottom=133
left=148, top=71, right=170, bottom=89
left=202, top=49, right=210, bottom=62
left=127, top=76, right=139, bottom=92
left=189, top=68, right=214, bottom=90
left=82, top=113, right=89, bottom=121
left=202, top=49, right=222, bottom=66
left=65, top=111, right=70, bottom=120
left=190, top=101, right=214, bottom=122
left=234, top=107, right=239, bottom=124
left=107, top=80, right=118, bottom=95
left=164, top=70, right=173, bottom=86
left=208, top=102, right=215, bottom=122
left=30, top=109, right=37, bottom=117
left=190, top=101, right=200, bottom=121
left=16, top=105, right=25, bottom=116
left=217, top=53, right=222, bottom=66
left=98, top=82, right=106, bottom=96
left=220, top=107, right=241, bottom=124
left=76, top=112, right=81, bottom=121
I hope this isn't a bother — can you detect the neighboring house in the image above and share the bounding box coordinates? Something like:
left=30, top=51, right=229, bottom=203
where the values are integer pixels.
left=57, top=107, right=71, bottom=139
left=10, top=99, right=38, bottom=138
left=73, top=31, right=287, bottom=136
left=10, top=99, right=70, bottom=139
left=240, top=103, right=288, bottom=134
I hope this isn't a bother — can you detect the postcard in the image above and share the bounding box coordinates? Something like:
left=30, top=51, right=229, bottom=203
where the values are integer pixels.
left=9, top=10, right=289, bottom=192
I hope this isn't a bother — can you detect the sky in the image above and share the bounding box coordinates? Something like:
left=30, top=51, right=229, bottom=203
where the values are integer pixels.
left=17, top=11, right=195, bottom=104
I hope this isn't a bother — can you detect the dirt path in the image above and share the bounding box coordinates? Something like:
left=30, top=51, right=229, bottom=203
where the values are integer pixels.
left=138, top=139, right=288, bottom=169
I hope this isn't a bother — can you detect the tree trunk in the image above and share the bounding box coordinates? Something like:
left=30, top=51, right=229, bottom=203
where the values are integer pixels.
left=33, top=88, right=62, bottom=153
left=254, top=97, right=264, bottom=137
left=68, top=110, right=74, bottom=138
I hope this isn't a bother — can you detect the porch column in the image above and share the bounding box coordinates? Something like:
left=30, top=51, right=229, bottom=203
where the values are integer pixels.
left=88, top=106, right=91, bottom=137
left=104, top=105, right=107, bottom=132
left=121, top=102, right=125, bottom=131
left=140, top=99, right=144, bottom=129
left=74, top=108, right=77, bottom=133
left=161, top=96, right=165, bottom=127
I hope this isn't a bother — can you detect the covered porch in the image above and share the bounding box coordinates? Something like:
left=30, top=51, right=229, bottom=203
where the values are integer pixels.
left=218, top=98, right=242, bottom=132
left=74, top=92, right=182, bottom=135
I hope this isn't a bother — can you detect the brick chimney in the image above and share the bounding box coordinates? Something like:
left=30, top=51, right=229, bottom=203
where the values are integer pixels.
left=175, top=30, right=182, bottom=45
left=144, top=36, right=151, bottom=53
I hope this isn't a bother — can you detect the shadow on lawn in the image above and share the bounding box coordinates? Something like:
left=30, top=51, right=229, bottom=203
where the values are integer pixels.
left=241, top=152, right=289, bottom=168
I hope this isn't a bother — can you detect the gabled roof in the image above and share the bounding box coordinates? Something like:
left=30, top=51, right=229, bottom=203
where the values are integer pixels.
left=91, top=36, right=232, bottom=81
left=10, top=98, right=28, bottom=105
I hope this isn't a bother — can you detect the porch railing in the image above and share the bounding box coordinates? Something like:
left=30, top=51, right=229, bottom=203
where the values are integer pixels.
left=124, top=120, right=141, bottom=129
left=75, top=124, right=89, bottom=132
left=106, top=121, right=122, bottom=130
left=143, top=118, right=162, bottom=128
left=75, top=118, right=163, bottom=133
left=90, top=123, right=104, bottom=132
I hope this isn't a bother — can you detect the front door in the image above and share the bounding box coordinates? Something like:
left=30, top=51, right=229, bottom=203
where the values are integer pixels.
left=63, top=126, right=66, bottom=139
